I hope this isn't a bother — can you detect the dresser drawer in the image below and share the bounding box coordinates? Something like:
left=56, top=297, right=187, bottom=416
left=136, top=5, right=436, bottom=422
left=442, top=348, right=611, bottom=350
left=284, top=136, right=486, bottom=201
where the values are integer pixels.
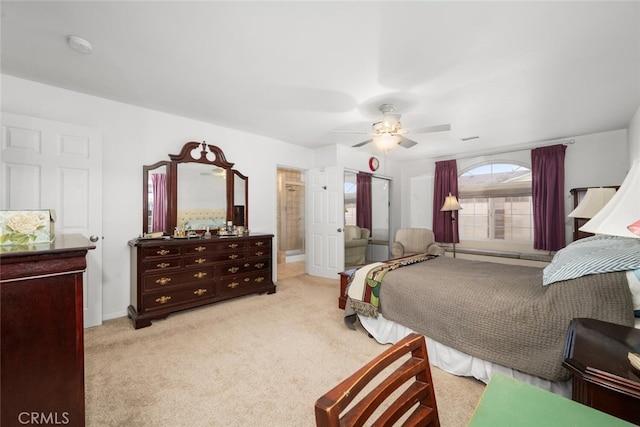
left=220, top=259, right=270, bottom=277
left=248, top=238, right=271, bottom=250
left=183, top=240, right=246, bottom=254
left=143, top=282, right=215, bottom=311
left=142, top=246, right=181, bottom=259
left=143, top=257, right=182, bottom=272
left=248, top=247, right=270, bottom=258
left=185, top=251, right=246, bottom=267
left=143, top=267, right=214, bottom=292
left=218, top=271, right=271, bottom=295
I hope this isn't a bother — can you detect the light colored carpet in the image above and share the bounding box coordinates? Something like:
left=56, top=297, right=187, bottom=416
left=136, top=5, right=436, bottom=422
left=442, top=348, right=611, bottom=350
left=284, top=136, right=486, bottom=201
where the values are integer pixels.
left=84, top=270, right=484, bottom=426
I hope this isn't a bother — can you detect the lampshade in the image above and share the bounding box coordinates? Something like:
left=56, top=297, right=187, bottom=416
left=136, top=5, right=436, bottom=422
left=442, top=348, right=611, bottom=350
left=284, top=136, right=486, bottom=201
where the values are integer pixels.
left=568, top=187, right=617, bottom=219
left=441, top=192, right=461, bottom=211
left=373, top=133, right=399, bottom=151
left=580, top=159, right=640, bottom=238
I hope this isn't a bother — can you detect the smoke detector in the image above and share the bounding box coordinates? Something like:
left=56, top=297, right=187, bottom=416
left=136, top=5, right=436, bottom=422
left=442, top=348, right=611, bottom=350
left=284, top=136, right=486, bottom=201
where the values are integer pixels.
left=67, top=35, right=93, bottom=54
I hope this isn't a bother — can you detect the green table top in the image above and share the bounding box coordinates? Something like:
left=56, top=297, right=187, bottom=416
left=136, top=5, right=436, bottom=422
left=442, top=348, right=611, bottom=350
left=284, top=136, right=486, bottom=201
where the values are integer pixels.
left=468, top=374, right=634, bottom=426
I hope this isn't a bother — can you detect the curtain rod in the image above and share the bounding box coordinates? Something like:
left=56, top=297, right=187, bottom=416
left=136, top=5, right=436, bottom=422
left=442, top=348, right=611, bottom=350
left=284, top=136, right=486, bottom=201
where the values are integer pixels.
left=433, top=138, right=575, bottom=162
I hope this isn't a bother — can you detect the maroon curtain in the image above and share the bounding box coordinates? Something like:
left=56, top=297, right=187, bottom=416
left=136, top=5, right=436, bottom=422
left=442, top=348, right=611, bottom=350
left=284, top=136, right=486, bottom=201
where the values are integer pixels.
left=432, top=160, right=459, bottom=243
left=151, top=173, right=167, bottom=233
left=531, top=144, right=566, bottom=251
left=356, top=172, right=372, bottom=231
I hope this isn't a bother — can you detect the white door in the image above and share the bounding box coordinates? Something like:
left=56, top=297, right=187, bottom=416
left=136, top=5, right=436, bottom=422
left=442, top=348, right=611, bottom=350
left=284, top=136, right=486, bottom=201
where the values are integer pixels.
left=305, top=166, right=344, bottom=278
left=1, top=112, right=103, bottom=327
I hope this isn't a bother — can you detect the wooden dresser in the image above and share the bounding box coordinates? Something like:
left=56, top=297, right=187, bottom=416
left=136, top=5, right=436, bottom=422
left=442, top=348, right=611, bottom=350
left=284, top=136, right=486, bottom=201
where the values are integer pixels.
left=0, top=234, right=94, bottom=427
left=128, top=233, right=275, bottom=329
left=563, top=318, right=640, bottom=425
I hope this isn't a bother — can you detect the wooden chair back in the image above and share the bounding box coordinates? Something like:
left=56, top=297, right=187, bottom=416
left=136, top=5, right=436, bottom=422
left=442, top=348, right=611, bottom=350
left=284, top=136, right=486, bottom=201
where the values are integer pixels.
left=315, top=333, right=440, bottom=427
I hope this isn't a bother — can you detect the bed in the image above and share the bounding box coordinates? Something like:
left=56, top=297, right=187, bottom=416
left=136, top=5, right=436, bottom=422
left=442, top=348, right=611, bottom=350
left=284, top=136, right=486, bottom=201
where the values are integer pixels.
left=345, top=235, right=640, bottom=397
left=177, top=208, right=226, bottom=231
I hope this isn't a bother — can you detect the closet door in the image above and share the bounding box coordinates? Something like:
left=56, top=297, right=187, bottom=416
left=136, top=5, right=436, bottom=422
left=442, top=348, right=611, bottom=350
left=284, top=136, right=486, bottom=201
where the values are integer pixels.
left=1, top=112, right=103, bottom=327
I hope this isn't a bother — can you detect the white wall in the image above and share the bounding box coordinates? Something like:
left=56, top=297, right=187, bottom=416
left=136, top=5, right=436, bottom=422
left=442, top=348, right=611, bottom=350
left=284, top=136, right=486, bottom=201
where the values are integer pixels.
left=399, top=129, right=630, bottom=250
left=1, top=74, right=314, bottom=320
left=629, top=105, right=640, bottom=161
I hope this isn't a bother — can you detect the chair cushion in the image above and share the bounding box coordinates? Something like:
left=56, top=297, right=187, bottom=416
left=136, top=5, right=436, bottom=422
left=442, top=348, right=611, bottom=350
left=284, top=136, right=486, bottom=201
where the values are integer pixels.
left=344, top=225, right=360, bottom=241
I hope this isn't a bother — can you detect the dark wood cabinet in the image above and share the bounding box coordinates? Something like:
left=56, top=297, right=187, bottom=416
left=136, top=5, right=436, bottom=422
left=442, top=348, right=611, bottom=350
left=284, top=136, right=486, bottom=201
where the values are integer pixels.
left=569, top=186, right=618, bottom=241
left=563, top=318, right=640, bottom=425
left=128, top=234, right=275, bottom=329
left=0, top=234, right=94, bottom=427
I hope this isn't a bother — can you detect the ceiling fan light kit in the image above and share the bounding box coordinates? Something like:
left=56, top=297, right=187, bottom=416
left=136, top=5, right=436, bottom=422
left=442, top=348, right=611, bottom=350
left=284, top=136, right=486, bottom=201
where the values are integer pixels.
left=342, top=103, right=451, bottom=152
left=373, top=133, right=400, bottom=151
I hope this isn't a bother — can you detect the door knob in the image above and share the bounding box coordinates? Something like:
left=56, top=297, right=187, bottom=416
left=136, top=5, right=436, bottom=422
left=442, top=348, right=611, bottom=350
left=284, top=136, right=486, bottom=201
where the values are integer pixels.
left=89, top=235, right=100, bottom=242
left=337, top=228, right=342, bottom=232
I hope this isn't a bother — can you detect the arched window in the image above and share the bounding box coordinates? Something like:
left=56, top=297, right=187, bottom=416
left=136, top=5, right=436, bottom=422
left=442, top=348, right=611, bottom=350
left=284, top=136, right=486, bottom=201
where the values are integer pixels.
left=458, top=163, right=533, bottom=242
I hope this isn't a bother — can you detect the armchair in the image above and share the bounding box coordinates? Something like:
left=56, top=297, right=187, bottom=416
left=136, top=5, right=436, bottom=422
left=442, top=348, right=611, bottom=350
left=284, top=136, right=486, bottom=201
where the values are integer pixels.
left=344, top=225, right=370, bottom=267
left=391, top=228, right=445, bottom=258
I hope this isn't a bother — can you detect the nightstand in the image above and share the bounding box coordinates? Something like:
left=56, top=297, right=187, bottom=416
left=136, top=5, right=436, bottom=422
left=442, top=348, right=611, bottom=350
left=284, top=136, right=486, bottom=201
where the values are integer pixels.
left=562, top=318, right=640, bottom=425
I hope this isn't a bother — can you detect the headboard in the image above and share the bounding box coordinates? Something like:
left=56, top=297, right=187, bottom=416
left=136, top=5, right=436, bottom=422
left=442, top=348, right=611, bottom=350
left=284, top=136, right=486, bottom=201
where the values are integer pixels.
left=177, top=208, right=226, bottom=230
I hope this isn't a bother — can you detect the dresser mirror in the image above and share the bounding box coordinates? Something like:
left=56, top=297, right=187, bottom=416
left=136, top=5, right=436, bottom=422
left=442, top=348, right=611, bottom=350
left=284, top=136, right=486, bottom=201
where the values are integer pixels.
left=142, top=141, right=249, bottom=235
left=143, top=161, right=170, bottom=234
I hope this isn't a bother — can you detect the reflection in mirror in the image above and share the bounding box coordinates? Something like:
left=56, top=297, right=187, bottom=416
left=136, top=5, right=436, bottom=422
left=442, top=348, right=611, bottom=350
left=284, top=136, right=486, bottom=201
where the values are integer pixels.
left=144, top=162, right=169, bottom=234
left=177, top=163, right=228, bottom=231
left=233, top=170, right=248, bottom=226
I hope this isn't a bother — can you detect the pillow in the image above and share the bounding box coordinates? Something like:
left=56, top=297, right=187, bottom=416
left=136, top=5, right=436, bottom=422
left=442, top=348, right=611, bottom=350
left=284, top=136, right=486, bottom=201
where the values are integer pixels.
left=543, top=235, right=640, bottom=286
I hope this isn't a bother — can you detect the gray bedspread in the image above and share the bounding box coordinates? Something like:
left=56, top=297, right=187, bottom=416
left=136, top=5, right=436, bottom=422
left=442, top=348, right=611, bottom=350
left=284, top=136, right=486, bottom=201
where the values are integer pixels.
left=377, top=256, right=634, bottom=382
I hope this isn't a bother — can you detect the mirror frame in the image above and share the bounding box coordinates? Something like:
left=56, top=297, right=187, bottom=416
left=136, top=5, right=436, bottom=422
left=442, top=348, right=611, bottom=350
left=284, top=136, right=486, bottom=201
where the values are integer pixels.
left=142, top=141, right=249, bottom=235
left=142, top=160, right=171, bottom=235
left=232, top=169, right=249, bottom=227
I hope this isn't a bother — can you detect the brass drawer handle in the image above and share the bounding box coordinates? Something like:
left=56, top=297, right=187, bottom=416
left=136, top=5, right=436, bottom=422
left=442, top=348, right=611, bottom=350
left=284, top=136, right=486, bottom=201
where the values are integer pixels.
left=157, top=249, right=170, bottom=256
left=255, top=277, right=265, bottom=283
left=244, top=263, right=250, bottom=267
left=244, top=278, right=250, bottom=282
left=255, top=251, right=264, bottom=256
left=155, top=277, right=171, bottom=286
left=193, top=288, right=207, bottom=296
left=195, top=258, right=206, bottom=264
left=228, top=266, right=239, bottom=273
left=194, top=272, right=207, bottom=279
left=228, top=243, right=239, bottom=249
left=228, top=254, right=239, bottom=260
left=255, top=263, right=265, bottom=269
left=157, top=262, right=170, bottom=269
left=228, top=282, right=239, bottom=289
left=195, top=246, right=206, bottom=252
left=155, top=296, right=172, bottom=304
left=255, top=241, right=264, bottom=246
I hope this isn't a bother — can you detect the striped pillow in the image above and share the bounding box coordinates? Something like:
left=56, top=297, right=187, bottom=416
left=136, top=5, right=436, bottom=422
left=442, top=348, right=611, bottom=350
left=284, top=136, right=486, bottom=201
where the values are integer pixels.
left=543, top=235, right=640, bottom=286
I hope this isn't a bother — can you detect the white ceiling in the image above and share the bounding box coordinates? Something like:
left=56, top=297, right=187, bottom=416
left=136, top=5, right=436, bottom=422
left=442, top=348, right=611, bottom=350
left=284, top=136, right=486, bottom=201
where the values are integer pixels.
left=1, top=1, right=639, bottom=161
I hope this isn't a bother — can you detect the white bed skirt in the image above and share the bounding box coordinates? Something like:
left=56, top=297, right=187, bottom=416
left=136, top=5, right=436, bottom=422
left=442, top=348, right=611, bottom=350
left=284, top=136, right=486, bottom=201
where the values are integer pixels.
left=357, top=313, right=572, bottom=398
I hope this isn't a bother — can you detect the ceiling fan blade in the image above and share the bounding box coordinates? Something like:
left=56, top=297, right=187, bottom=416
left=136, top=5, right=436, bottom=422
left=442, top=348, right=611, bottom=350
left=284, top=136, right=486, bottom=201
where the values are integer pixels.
left=331, top=130, right=370, bottom=134
left=352, top=139, right=373, bottom=148
left=410, top=124, right=451, bottom=134
left=399, top=136, right=418, bottom=148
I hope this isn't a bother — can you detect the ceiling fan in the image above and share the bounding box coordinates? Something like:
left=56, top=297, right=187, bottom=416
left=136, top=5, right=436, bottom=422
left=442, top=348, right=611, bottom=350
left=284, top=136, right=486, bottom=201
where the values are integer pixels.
left=335, top=104, right=450, bottom=151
